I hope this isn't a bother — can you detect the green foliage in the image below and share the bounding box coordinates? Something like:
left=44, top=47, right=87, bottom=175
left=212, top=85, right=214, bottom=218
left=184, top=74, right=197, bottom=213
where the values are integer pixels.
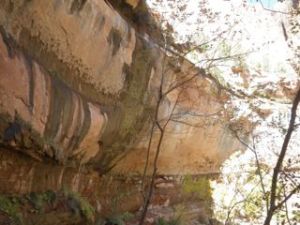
left=242, top=194, right=263, bottom=220
left=26, top=191, right=56, bottom=212
left=107, top=212, right=134, bottom=225
left=220, top=40, right=232, bottom=56
left=155, top=217, right=180, bottom=225
left=63, top=188, right=95, bottom=221
left=0, top=195, right=23, bottom=224
left=200, top=43, right=210, bottom=52
left=292, top=206, right=300, bottom=223
left=120, top=211, right=134, bottom=221
left=182, top=175, right=212, bottom=201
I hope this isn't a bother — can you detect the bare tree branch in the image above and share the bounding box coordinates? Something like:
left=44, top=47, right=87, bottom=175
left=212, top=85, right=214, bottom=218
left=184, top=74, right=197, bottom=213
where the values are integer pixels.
left=230, top=130, right=270, bottom=211
left=258, top=0, right=296, bottom=15
left=283, top=185, right=293, bottom=225
left=264, top=87, right=300, bottom=225
left=274, top=183, right=300, bottom=212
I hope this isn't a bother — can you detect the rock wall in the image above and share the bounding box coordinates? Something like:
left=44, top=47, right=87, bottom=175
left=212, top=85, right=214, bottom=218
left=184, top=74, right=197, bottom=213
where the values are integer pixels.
left=0, top=35, right=106, bottom=163
left=0, top=0, right=242, bottom=174
left=0, top=148, right=214, bottom=225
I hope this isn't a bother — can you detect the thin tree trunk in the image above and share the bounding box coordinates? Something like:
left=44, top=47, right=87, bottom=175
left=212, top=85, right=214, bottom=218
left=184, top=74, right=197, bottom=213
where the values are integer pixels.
left=138, top=128, right=165, bottom=225
left=264, top=87, right=300, bottom=225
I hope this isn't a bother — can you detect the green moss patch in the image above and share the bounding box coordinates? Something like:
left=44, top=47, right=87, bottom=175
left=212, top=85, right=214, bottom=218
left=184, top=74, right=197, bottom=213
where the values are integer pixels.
left=0, top=195, right=23, bottom=224
left=182, top=175, right=212, bottom=202
left=62, top=188, right=95, bottom=221
left=0, top=189, right=96, bottom=225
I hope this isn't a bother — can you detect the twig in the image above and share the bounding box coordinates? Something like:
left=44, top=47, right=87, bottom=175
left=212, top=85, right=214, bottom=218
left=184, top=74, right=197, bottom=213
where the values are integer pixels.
left=264, top=87, right=300, bottom=225
left=283, top=185, right=293, bottom=225
left=231, top=131, right=269, bottom=211
left=258, top=0, right=296, bottom=15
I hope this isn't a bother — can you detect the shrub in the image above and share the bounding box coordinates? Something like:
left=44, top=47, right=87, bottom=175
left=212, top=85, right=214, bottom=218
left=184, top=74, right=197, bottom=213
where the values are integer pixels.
left=0, top=195, right=23, bottom=224
left=63, top=188, right=95, bottom=221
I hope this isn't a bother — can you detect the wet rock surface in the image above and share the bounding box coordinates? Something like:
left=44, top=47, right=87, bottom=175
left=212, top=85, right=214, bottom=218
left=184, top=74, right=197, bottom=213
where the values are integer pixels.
left=0, top=149, right=216, bottom=225
left=0, top=0, right=242, bottom=174
left=0, top=1, right=242, bottom=224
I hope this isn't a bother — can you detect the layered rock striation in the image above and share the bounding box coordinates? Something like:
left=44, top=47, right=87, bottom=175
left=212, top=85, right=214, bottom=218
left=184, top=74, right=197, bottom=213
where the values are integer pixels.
left=0, top=0, right=242, bottom=174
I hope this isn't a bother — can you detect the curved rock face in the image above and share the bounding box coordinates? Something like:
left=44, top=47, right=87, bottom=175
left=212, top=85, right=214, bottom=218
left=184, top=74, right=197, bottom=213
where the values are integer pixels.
left=1, top=0, right=136, bottom=100
left=0, top=36, right=106, bottom=163
left=113, top=60, right=240, bottom=175
left=0, top=0, right=242, bottom=174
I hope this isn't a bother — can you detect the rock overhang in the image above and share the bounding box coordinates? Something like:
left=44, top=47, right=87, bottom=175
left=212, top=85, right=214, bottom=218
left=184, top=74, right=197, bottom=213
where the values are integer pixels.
left=0, top=0, right=244, bottom=174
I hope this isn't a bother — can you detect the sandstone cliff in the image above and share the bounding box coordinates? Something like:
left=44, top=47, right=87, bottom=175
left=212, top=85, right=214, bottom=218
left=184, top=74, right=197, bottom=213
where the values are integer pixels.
left=0, top=0, right=241, bottom=175
left=0, top=0, right=245, bottom=224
